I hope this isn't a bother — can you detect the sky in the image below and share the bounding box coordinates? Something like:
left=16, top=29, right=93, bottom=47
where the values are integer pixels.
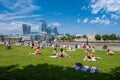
left=0, top=0, right=120, bottom=35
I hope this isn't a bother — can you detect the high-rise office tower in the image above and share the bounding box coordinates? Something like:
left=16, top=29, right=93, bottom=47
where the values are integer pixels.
left=47, top=27, right=52, bottom=35
left=22, top=24, right=31, bottom=35
left=53, top=27, right=59, bottom=35
left=39, top=20, right=47, bottom=32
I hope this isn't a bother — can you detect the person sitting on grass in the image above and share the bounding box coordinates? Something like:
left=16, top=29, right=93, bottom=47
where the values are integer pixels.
left=6, top=44, right=11, bottom=50
left=107, top=49, right=114, bottom=55
left=31, top=42, right=34, bottom=49
left=83, top=50, right=102, bottom=61
left=6, top=41, right=11, bottom=50
left=29, top=44, right=41, bottom=55
left=49, top=48, right=59, bottom=58
left=59, top=48, right=71, bottom=58
left=89, top=45, right=95, bottom=53
left=67, top=46, right=75, bottom=51
left=29, top=47, right=41, bottom=55
left=83, top=50, right=96, bottom=61
left=52, top=47, right=58, bottom=56
left=67, top=46, right=72, bottom=51
left=35, top=47, right=41, bottom=55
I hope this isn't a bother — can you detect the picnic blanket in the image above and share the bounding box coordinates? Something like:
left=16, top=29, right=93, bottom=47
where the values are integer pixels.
left=49, top=55, right=58, bottom=58
left=73, top=63, right=100, bottom=73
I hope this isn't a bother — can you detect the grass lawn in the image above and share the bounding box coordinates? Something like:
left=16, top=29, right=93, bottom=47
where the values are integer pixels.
left=0, top=45, right=120, bottom=80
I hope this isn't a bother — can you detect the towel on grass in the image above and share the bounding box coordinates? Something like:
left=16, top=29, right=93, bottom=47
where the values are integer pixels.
left=73, top=63, right=100, bottom=73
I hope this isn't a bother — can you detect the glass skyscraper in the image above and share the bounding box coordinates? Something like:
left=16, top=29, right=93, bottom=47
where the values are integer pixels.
left=22, top=24, right=31, bottom=35
left=53, top=27, right=59, bottom=35
left=39, top=20, right=47, bottom=32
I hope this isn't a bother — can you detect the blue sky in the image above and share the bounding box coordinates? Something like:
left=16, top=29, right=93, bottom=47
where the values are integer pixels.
left=0, top=0, right=120, bottom=35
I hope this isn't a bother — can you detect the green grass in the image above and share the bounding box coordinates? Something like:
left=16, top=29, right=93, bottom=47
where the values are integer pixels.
left=0, top=45, right=120, bottom=80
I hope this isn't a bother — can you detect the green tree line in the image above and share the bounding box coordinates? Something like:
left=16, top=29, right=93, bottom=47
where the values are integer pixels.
left=95, top=34, right=120, bottom=41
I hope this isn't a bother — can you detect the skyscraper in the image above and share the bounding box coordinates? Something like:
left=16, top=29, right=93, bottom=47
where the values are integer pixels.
left=39, top=20, right=59, bottom=36
left=53, top=27, right=59, bottom=35
left=39, top=20, right=47, bottom=32
left=22, top=24, right=31, bottom=35
left=47, top=27, right=52, bottom=35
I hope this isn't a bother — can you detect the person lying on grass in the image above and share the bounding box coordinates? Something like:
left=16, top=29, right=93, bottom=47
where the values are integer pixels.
left=107, top=49, right=114, bottom=55
left=59, top=48, right=71, bottom=58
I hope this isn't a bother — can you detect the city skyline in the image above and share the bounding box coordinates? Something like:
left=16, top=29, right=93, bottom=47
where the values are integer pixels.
left=0, top=0, right=120, bottom=35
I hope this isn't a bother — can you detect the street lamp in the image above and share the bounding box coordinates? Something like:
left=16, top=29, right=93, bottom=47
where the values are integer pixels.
left=86, top=37, right=89, bottom=45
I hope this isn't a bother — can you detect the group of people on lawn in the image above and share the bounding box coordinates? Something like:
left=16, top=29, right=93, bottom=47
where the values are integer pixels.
left=52, top=47, right=71, bottom=58
left=30, top=45, right=71, bottom=58
left=83, top=45, right=114, bottom=61
left=29, top=43, right=114, bottom=60
left=29, top=43, right=71, bottom=58
left=6, top=41, right=114, bottom=60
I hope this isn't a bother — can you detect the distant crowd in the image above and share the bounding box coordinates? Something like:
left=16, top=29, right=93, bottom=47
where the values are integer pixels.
left=1, top=41, right=114, bottom=59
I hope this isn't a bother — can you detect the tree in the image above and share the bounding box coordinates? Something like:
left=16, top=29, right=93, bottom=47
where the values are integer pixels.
left=117, top=36, right=120, bottom=40
left=49, top=36, right=55, bottom=42
left=19, top=37, right=22, bottom=42
left=61, top=36, right=67, bottom=41
left=83, top=35, right=87, bottom=38
left=68, top=36, right=75, bottom=41
left=75, top=36, right=81, bottom=39
left=109, top=34, right=117, bottom=40
left=1, top=36, right=5, bottom=42
left=51, top=36, right=55, bottom=41
left=102, top=34, right=110, bottom=41
left=95, top=34, right=101, bottom=40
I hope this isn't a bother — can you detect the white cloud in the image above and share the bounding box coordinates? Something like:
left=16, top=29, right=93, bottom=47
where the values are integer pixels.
left=48, top=22, right=61, bottom=27
left=0, top=14, right=43, bottom=21
left=81, top=6, right=88, bottom=10
left=11, top=21, right=31, bottom=26
left=52, top=22, right=61, bottom=27
left=0, top=21, right=31, bottom=31
left=111, top=14, right=119, bottom=19
left=0, top=0, right=40, bottom=14
left=77, top=18, right=80, bottom=23
left=0, top=22, right=22, bottom=35
left=11, top=21, right=40, bottom=32
left=90, top=0, right=120, bottom=14
left=0, top=21, right=40, bottom=34
left=91, top=0, right=96, bottom=3
left=0, top=0, right=41, bottom=21
left=83, top=18, right=88, bottom=23
left=90, top=17, right=110, bottom=25
left=0, top=22, right=16, bottom=31
left=102, top=15, right=106, bottom=19
left=31, top=25, right=40, bottom=32
left=112, top=22, right=117, bottom=25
